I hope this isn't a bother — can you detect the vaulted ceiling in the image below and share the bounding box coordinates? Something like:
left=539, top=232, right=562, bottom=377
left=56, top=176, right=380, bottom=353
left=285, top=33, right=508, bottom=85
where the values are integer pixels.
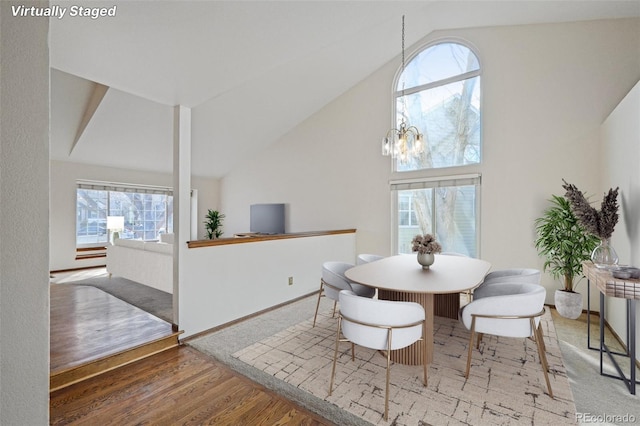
left=49, top=1, right=640, bottom=178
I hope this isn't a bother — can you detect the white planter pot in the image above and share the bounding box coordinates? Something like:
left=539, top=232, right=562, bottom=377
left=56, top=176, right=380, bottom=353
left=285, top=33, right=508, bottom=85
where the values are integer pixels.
left=554, top=289, right=582, bottom=319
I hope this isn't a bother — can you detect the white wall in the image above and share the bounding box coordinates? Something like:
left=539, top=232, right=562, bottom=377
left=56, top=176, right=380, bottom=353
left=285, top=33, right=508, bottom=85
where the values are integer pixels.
left=600, top=79, right=640, bottom=362
left=220, top=18, right=640, bottom=306
left=49, top=160, right=220, bottom=271
left=0, top=2, right=50, bottom=423
left=192, top=175, right=219, bottom=240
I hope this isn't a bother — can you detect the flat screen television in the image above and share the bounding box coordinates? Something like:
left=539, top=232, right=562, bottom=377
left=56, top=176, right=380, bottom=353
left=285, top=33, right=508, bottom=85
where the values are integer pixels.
left=250, top=203, right=285, bottom=234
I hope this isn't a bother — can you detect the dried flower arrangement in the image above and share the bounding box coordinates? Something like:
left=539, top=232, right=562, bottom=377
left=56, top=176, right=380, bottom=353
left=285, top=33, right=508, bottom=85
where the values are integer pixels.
left=411, top=234, right=442, bottom=255
left=562, top=179, right=619, bottom=240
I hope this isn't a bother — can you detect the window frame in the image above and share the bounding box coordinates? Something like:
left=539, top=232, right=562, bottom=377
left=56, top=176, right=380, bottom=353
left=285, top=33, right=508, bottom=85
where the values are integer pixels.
left=391, top=174, right=481, bottom=256
left=75, top=180, right=173, bottom=249
left=391, top=38, right=483, bottom=173
left=390, top=38, right=482, bottom=256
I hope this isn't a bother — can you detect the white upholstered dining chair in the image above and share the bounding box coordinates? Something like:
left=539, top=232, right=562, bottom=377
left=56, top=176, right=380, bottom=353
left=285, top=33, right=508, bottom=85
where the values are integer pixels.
left=459, top=282, right=553, bottom=398
left=356, top=253, right=384, bottom=265
left=329, top=290, right=427, bottom=421
left=473, top=268, right=540, bottom=300
left=313, top=261, right=376, bottom=327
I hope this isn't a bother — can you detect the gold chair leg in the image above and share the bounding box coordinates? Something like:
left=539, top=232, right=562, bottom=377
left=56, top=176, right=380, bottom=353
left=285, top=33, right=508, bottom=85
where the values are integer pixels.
left=476, top=332, right=483, bottom=349
left=328, top=316, right=342, bottom=396
left=423, top=321, right=428, bottom=387
left=465, top=317, right=476, bottom=378
left=384, top=329, right=392, bottom=421
left=350, top=342, right=355, bottom=361
left=313, top=280, right=324, bottom=327
left=537, top=322, right=546, bottom=353
left=533, top=318, right=554, bottom=398
left=332, top=300, right=337, bottom=318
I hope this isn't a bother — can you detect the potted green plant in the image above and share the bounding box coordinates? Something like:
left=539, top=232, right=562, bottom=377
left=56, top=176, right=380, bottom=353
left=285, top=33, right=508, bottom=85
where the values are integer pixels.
left=204, top=209, right=225, bottom=239
left=534, top=195, right=599, bottom=319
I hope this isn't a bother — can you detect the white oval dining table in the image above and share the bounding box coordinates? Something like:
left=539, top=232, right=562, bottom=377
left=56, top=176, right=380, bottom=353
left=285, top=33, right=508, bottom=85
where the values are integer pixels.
left=345, top=254, right=491, bottom=365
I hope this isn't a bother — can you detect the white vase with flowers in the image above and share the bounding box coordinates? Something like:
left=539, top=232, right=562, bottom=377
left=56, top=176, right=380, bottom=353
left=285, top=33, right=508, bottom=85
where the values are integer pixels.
left=411, top=234, right=442, bottom=269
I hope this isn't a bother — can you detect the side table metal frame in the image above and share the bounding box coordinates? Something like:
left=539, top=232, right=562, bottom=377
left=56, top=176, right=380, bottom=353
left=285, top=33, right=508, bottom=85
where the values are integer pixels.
left=585, top=272, right=639, bottom=395
left=586, top=279, right=627, bottom=356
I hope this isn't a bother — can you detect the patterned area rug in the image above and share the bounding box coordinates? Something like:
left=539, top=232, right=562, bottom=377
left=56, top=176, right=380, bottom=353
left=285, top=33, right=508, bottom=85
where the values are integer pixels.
left=232, top=308, right=577, bottom=425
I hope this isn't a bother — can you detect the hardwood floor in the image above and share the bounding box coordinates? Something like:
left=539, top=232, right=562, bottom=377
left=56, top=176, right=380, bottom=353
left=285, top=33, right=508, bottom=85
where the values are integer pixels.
left=50, top=284, right=180, bottom=391
left=50, top=345, right=333, bottom=425
left=50, top=274, right=333, bottom=425
left=50, top=285, right=175, bottom=372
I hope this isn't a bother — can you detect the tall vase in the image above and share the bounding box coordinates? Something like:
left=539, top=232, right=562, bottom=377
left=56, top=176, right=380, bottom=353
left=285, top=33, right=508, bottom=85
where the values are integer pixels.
left=591, top=238, right=619, bottom=268
left=417, top=252, right=435, bottom=269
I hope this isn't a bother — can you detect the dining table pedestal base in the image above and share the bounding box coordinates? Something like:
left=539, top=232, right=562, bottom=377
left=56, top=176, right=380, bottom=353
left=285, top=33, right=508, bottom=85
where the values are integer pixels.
left=378, top=289, right=434, bottom=365
left=434, top=293, right=461, bottom=319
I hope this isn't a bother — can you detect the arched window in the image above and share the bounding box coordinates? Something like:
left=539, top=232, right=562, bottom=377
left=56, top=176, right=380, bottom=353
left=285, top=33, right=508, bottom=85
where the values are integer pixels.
left=394, top=41, right=481, bottom=172
left=392, top=41, right=481, bottom=257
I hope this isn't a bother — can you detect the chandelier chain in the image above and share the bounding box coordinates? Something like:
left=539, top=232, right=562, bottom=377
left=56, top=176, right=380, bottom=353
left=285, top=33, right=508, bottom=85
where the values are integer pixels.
left=401, top=15, right=406, bottom=98
left=381, top=14, right=424, bottom=163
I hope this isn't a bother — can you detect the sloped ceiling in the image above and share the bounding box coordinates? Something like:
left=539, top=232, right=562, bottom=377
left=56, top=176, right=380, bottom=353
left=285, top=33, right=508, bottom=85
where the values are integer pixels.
left=49, top=0, right=640, bottom=178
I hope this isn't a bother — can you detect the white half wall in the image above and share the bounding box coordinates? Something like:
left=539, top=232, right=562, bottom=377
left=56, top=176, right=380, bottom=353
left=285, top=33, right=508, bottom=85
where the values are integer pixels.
left=49, top=160, right=220, bottom=271
left=0, top=2, right=50, bottom=424
left=600, top=79, right=640, bottom=363
left=179, top=232, right=355, bottom=338
left=219, top=18, right=640, bottom=306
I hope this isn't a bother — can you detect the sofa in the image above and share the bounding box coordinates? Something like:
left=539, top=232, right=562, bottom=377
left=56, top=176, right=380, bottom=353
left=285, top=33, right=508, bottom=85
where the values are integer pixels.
left=106, top=233, right=174, bottom=294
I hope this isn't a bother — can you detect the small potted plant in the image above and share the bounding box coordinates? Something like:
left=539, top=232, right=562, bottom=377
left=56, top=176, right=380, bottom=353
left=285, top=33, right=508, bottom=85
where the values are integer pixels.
left=534, top=194, right=599, bottom=318
left=204, top=209, right=225, bottom=239
left=411, top=234, right=442, bottom=269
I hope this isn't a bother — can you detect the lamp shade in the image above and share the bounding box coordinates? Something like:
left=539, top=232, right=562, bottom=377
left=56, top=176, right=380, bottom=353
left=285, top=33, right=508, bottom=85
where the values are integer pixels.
left=106, top=216, right=124, bottom=230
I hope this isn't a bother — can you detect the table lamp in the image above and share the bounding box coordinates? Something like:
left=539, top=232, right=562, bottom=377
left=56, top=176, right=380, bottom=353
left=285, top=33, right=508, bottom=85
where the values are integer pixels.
left=107, top=215, right=125, bottom=244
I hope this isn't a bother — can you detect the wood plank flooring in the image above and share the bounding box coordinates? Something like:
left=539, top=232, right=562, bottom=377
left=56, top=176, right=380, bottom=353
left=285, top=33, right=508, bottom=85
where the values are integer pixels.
left=50, top=277, right=333, bottom=425
left=50, top=284, right=175, bottom=372
left=50, top=345, right=333, bottom=425
left=50, top=284, right=180, bottom=391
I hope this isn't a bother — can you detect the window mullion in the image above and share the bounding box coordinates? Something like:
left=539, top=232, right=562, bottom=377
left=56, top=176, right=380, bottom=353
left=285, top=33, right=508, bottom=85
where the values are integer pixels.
left=395, top=70, right=480, bottom=98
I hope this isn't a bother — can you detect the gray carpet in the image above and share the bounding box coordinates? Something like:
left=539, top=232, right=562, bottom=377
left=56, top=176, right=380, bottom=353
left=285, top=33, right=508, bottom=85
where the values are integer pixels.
left=552, top=311, right=640, bottom=425
left=57, top=275, right=173, bottom=323
left=188, top=296, right=580, bottom=425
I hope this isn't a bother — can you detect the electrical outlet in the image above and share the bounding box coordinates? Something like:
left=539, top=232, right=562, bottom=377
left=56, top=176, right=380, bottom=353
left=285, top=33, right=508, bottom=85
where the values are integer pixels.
left=288, top=276, right=293, bottom=286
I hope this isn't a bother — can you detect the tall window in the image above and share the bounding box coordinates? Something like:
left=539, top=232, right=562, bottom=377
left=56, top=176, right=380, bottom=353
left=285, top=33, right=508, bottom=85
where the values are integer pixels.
left=392, top=41, right=481, bottom=255
left=393, top=175, right=480, bottom=256
left=395, top=42, right=481, bottom=172
left=76, top=181, right=173, bottom=247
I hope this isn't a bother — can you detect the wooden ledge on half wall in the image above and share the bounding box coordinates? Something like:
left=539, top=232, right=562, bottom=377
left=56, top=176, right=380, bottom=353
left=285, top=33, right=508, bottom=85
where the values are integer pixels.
left=186, top=229, right=356, bottom=249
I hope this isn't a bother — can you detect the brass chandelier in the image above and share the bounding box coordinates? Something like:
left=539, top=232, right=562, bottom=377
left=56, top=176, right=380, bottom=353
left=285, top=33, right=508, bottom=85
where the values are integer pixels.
left=381, top=15, right=425, bottom=164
